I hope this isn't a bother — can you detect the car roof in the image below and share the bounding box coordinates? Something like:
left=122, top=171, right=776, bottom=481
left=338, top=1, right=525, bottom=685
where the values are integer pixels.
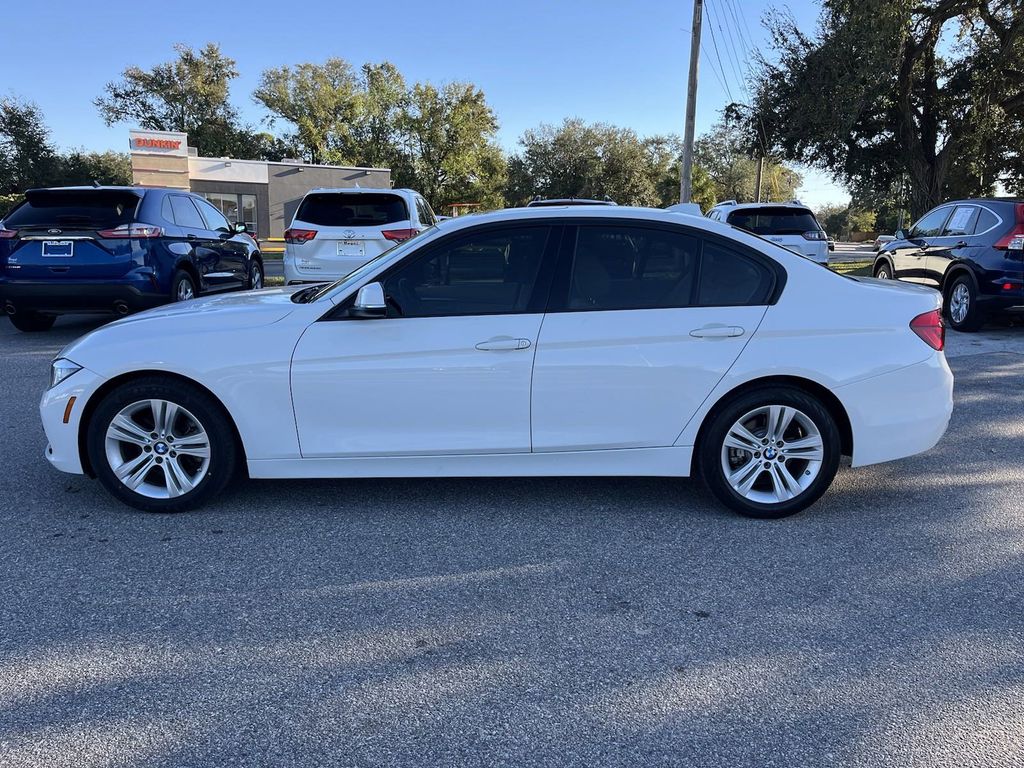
left=712, top=201, right=812, bottom=212
left=25, top=185, right=150, bottom=195
left=305, top=187, right=411, bottom=196
left=527, top=198, right=617, bottom=207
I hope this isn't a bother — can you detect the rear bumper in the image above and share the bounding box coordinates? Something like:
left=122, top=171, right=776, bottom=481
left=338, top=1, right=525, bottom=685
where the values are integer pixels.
left=836, top=353, right=954, bottom=467
left=0, top=278, right=167, bottom=314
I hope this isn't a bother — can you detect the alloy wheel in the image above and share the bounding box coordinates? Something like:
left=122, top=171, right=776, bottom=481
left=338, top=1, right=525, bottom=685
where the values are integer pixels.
left=949, top=283, right=970, bottom=325
left=104, top=399, right=211, bottom=499
left=177, top=280, right=195, bottom=301
left=720, top=405, right=825, bottom=505
left=251, top=265, right=263, bottom=290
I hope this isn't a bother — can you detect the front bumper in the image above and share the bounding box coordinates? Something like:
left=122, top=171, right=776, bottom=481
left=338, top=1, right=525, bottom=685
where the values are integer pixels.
left=835, top=353, right=954, bottom=467
left=0, top=278, right=167, bottom=315
left=40, top=366, right=106, bottom=475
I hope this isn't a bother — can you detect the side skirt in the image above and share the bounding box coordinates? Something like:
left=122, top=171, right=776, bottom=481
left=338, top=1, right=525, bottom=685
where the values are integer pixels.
left=247, top=446, right=694, bottom=480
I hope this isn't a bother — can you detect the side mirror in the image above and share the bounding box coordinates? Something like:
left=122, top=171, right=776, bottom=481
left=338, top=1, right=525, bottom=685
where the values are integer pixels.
left=350, top=282, right=387, bottom=319
left=895, top=229, right=907, bottom=241
left=233, top=222, right=248, bottom=234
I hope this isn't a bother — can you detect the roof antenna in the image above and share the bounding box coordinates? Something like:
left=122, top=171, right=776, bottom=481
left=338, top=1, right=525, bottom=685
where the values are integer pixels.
left=91, top=179, right=101, bottom=188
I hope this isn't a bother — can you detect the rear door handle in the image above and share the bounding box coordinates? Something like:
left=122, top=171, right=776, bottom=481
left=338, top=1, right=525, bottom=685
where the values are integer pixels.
left=475, top=337, right=532, bottom=351
left=690, top=325, right=744, bottom=339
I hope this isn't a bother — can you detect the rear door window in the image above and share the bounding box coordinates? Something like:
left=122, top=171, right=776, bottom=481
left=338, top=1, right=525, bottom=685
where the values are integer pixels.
left=3, top=190, right=140, bottom=230
left=941, top=206, right=980, bottom=237
left=416, top=197, right=436, bottom=226
left=726, top=207, right=820, bottom=236
left=169, top=196, right=206, bottom=230
left=296, top=193, right=409, bottom=227
left=193, top=196, right=232, bottom=232
left=566, top=225, right=700, bottom=310
left=698, top=241, right=776, bottom=306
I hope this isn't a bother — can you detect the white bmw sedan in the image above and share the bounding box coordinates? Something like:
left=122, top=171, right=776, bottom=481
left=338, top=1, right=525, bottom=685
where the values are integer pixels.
left=40, top=207, right=953, bottom=518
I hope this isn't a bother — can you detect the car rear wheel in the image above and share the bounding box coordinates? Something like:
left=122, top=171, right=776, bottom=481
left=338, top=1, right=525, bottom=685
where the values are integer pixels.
left=699, top=387, right=841, bottom=519
left=172, top=270, right=197, bottom=302
left=86, top=376, right=239, bottom=512
left=8, top=311, right=56, bottom=332
left=874, top=262, right=892, bottom=280
left=248, top=259, right=263, bottom=290
left=945, top=275, right=984, bottom=332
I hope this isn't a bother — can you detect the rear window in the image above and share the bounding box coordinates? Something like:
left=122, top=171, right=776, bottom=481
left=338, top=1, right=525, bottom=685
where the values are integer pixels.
left=3, top=190, right=141, bottom=230
left=296, top=193, right=408, bottom=227
left=726, top=207, right=820, bottom=236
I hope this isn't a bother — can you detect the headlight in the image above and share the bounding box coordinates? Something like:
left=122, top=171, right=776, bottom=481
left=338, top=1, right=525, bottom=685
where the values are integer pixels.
left=49, top=358, right=82, bottom=389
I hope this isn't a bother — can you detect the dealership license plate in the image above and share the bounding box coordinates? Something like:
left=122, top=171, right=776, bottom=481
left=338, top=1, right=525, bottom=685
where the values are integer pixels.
left=337, top=240, right=364, bottom=258
left=42, top=240, right=74, bottom=257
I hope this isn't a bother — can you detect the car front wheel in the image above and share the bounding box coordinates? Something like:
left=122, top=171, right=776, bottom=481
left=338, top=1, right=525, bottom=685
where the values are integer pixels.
left=248, top=259, right=263, bottom=290
left=699, top=387, right=841, bottom=519
left=874, top=262, right=892, bottom=280
left=86, top=376, right=239, bottom=512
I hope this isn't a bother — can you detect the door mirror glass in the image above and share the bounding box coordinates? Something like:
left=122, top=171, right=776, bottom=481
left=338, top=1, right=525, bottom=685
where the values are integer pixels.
left=233, top=222, right=248, bottom=234
left=894, top=229, right=906, bottom=240
left=350, top=282, right=387, bottom=318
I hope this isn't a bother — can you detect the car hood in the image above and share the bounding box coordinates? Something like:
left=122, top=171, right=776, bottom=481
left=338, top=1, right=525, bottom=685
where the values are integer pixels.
left=58, top=288, right=307, bottom=363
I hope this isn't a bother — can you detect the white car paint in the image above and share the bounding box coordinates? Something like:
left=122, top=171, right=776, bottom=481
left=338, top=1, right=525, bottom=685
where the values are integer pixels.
left=41, top=206, right=952, bottom=501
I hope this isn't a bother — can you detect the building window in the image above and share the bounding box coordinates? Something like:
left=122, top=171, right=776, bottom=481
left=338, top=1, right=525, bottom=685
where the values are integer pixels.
left=201, top=192, right=258, bottom=235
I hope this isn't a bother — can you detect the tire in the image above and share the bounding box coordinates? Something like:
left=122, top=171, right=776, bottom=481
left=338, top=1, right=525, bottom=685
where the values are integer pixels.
left=8, top=311, right=56, bottom=332
left=699, top=386, right=842, bottom=519
left=86, top=376, right=239, bottom=512
left=172, top=269, right=197, bottom=302
left=247, top=259, right=263, bottom=290
left=944, top=274, right=984, bottom=332
left=874, top=261, right=892, bottom=280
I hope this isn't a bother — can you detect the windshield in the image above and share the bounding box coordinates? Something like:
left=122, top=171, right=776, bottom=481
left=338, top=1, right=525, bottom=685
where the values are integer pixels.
left=295, top=192, right=408, bottom=227
left=726, top=207, right=820, bottom=236
left=296, top=225, right=438, bottom=304
left=5, top=189, right=141, bottom=230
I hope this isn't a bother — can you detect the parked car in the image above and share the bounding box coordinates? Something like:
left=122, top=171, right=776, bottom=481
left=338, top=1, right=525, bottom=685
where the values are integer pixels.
left=707, top=200, right=829, bottom=264
left=283, top=188, right=436, bottom=284
left=0, top=186, right=262, bottom=332
left=873, top=234, right=896, bottom=251
left=41, top=206, right=952, bottom=519
left=872, top=198, right=1024, bottom=331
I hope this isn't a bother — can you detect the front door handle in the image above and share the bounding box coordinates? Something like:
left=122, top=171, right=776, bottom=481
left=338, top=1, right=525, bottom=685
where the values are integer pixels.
left=690, top=325, right=744, bottom=339
left=475, top=337, right=532, bottom=351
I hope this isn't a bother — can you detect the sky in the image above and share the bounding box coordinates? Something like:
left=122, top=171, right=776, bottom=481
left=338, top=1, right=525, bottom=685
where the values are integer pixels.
left=0, top=0, right=847, bottom=209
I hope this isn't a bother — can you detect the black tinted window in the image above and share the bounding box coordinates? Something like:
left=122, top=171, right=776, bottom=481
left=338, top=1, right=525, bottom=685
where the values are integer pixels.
left=942, top=206, right=979, bottom=237
left=698, top=241, right=775, bottom=306
left=383, top=227, right=550, bottom=317
left=169, top=196, right=205, bottom=229
left=4, top=190, right=139, bottom=229
left=978, top=208, right=999, bottom=234
left=727, top=207, right=819, bottom=235
left=910, top=207, right=950, bottom=238
left=297, top=193, right=408, bottom=227
left=568, top=226, right=700, bottom=310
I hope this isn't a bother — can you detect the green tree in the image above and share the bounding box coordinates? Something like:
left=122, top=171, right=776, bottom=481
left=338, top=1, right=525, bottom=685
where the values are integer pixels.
left=96, top=43, right=260, bottom=158
left=749, top=0, right=1024, bottom=216
left=253, top=58, right=360, bottom=165
left=395, top=82, right=506, bottom=210
left=56, top=151, right=132, bottom=186
left=0, top=96, right=60, bottom=194
left=695, top=118, right=802, bottom=203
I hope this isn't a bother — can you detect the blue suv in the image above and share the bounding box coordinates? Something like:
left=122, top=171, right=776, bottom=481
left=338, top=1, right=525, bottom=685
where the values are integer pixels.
left=0, top=186, right=263, bottom=332
left=872, top=198, right=1024, bottom=332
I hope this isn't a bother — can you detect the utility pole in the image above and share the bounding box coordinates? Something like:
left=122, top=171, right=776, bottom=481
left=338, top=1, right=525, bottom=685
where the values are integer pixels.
left=754, top=155, right=764, bottom=203
left=680, top=0, right=704, bottom=203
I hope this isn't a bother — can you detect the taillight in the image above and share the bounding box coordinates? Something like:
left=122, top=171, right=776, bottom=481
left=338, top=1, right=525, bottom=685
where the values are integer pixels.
left=994, top=203, right=1024, bottom=250
left=801, top=230, right=827, bottom=241
left=382, top=228, right=420, bottom=242
left=97, top=223, right=163, bottom=239
left=910, top=309, right=944, bottom=352
left=284, top=228, right=316, bottom=244
left=0, top=227, right=17, bottom=239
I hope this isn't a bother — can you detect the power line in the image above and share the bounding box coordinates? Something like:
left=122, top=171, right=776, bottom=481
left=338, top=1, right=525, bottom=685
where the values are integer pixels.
left=709, top=0, right=750, bottom=98
left=701, top=1, right=735, bottom=103
left=704, top=0, right=745, bottom=99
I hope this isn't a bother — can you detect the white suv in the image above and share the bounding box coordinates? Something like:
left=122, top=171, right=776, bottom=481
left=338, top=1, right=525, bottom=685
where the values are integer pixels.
left=707, top=201, right=829, bottom=264
left=284, top=188, right=436, bottom=284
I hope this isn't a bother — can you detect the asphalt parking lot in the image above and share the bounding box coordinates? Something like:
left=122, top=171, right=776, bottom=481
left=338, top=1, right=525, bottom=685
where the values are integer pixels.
left=2, top=314, right=1023, bottom=768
